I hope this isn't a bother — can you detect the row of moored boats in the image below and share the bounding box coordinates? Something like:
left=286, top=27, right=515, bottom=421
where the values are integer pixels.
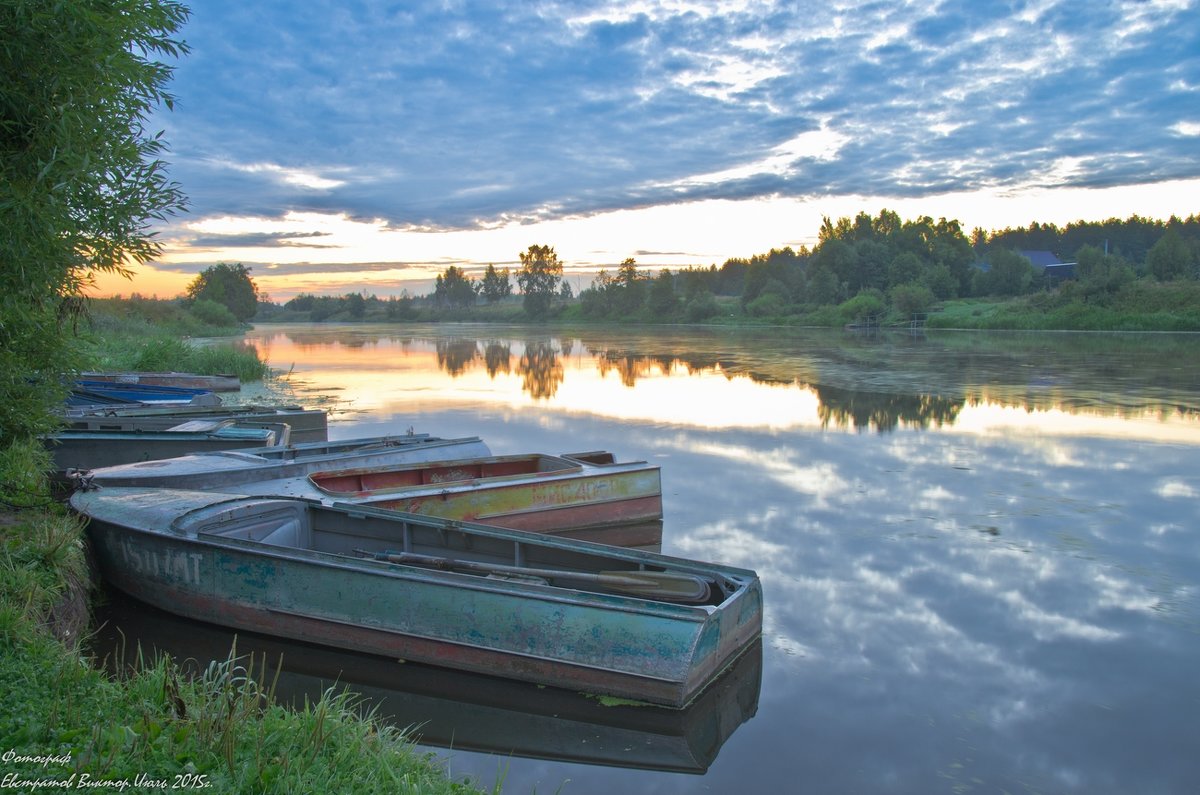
left=55, top=371, right=763, bottom=708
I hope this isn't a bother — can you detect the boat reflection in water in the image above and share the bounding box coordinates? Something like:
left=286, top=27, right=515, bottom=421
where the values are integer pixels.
left=91, top=587, right=761, bottom=774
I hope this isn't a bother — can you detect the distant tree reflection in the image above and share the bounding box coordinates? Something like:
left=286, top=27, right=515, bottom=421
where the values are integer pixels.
left=519, top=341, right=564, bottom=399
left=435, top=338, right=479, bottom=376
left=591, top=349, right=676, bottom=386
left=482, top=341, right=512, bottom=378
left=813, top=384, right=963, bottom=431
left=388, top=330, right=1191, bottom=427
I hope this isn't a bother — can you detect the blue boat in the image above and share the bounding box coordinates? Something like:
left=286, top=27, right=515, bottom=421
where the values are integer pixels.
left=71, top=379, right=222, bottom=407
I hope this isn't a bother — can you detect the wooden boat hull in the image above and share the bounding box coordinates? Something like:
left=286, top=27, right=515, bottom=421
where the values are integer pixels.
left=303, top=452, right=663, bottom=539
left=63, top=404, right=329, bottom=443
left=80, top=371, right=241, bottom=392
left=79, top=435, right=492, bottom=491
left=72, top=489, right=763, bottom=708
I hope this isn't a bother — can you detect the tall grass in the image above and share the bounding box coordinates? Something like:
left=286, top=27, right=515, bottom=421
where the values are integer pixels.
left=81, top=331, right=270, bottom=383
left=123, top=336, right=271, bottom=382
left=0, top=439, right=53, bottom=509
left=929, top=283, right=1200, bottom=331
left=0, top=509, right=492, bottom=794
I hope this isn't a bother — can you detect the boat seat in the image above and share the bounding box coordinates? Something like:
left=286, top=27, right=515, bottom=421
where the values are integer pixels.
left=201, top=509, right=311, bottom=549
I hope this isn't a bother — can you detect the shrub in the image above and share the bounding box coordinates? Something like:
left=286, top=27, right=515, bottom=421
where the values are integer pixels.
left=889, top=282, right=935, bottom=316
left=838, top=290, right=885, bottom=322
left=746, top=293, right=789, bottom=317
left=684, top=291, right=719, bottom=321
left=189, top=298, right=240, bottom=328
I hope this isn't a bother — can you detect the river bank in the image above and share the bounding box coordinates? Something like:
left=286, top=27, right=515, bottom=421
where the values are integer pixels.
left=0, top=318, right=494, bottom=793
left=246, top=280, right=1200, bottom=332
left=0, top=501, right=491, bottom=793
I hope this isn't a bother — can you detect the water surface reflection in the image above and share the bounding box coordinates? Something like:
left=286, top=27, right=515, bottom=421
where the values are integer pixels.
left=199, top=325, right=1200, bottom=792
left=246, top=324, right=1200, bottom=440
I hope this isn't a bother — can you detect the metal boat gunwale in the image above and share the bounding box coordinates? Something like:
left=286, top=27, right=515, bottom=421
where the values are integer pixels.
left=199, top=531, right=717, bottom=623
left=471, top=492, right=659, bottom=521
left=307, top=452, right=657, bottom=497
left=181, top=494, right=743, bottom=601
left=78, top=435, right=493, bottom=488
left=107, top=491, right=744, bottom=615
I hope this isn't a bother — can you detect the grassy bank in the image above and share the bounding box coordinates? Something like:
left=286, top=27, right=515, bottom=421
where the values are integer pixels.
left=926, top=281, right=1200, bottom=331
left=80, top=297, right=271, bottom=382
left=0, top=442, right=492, bottom=794
left=252, top=283, right=1200, bottom=333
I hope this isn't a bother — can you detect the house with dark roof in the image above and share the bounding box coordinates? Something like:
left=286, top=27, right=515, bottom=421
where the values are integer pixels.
left=1019, top=250, right=1076, bottom=286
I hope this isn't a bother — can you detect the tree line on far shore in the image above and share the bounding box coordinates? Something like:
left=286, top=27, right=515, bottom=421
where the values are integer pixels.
left=244, top=210, right=1200, bottom=326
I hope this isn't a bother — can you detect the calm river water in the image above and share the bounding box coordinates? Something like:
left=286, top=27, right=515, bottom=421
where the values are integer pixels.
left=98, top=323, right=1200, bottom=793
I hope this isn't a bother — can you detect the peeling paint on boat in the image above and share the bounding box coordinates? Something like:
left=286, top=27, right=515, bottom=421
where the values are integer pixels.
left=72, top=487, right=762, bottom=708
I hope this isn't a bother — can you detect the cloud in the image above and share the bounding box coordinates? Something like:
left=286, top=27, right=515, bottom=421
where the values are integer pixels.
left=148, top=0, right=1199, bottom=240
left=186, top=231, right=337, bottom=249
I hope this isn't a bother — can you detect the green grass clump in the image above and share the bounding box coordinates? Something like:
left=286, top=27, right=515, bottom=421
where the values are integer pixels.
left=78, top=296, right=271, bottom=380
left=0, top=440, right=54, bottom=510
left=0, top=508, right=493, bottom=794
left=928, top=289, right=1200, bottom=331
left=80, top=332, right=270, bottom=383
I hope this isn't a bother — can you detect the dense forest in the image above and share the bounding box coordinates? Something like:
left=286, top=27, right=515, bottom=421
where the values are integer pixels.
left=241, top=210, right=1199, bottom=330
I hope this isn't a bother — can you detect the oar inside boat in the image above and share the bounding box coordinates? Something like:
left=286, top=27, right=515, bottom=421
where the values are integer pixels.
left=358, top=549, right=712, bottom=603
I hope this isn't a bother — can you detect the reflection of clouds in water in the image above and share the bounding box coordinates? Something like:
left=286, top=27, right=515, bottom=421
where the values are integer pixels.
left=670, top=516, right=788, bottom=569
left=1092, top=571, right=1163, bottom=614
left=654, top=435, right=854, bottom=511
left=1155, top=479, right=1197, bottom=499
left=268, top=330, right=1200, bottom=793
left=660, top=428, right=1176, bottom=734
left=999, top=590, right=1121, bottom=642
left=915, top=485, right=957, bottom=512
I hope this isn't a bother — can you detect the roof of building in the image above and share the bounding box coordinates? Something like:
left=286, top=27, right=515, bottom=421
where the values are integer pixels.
left=1019, top=250, right=1064, bottom=268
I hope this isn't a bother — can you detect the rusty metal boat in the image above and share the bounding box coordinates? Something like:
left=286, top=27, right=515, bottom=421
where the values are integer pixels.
left=45, top=422, right=288, bottom=475
left=94, top=586, right=762, bottom=773
left=73, top=434, right=492, bottom=491
left=289, top=450, right=662, bottom=543
left=71, top=488, right=763, bottom=708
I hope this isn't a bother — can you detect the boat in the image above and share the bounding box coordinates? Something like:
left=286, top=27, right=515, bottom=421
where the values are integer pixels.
left=80, top=371, right=242, bottom=392
left=45, top=422, right=288, bottom=474
left=93, top=585, right=761, bottom=773
left=62, top=403, right=329, bottom=443
left=71, top=488, right=764, bottom=708
left=287, top=450, right=663, bottom=543
left=71, top=379, right=223, bottom=407
left=73, top=434, right=493, bottom=491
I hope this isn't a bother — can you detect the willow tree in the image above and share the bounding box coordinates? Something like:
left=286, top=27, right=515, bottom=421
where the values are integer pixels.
left=0, top=0, right=189, bottom=442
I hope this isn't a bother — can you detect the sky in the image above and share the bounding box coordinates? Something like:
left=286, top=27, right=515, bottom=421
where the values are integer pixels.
left=94, top=0, right=1200, bottom=301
